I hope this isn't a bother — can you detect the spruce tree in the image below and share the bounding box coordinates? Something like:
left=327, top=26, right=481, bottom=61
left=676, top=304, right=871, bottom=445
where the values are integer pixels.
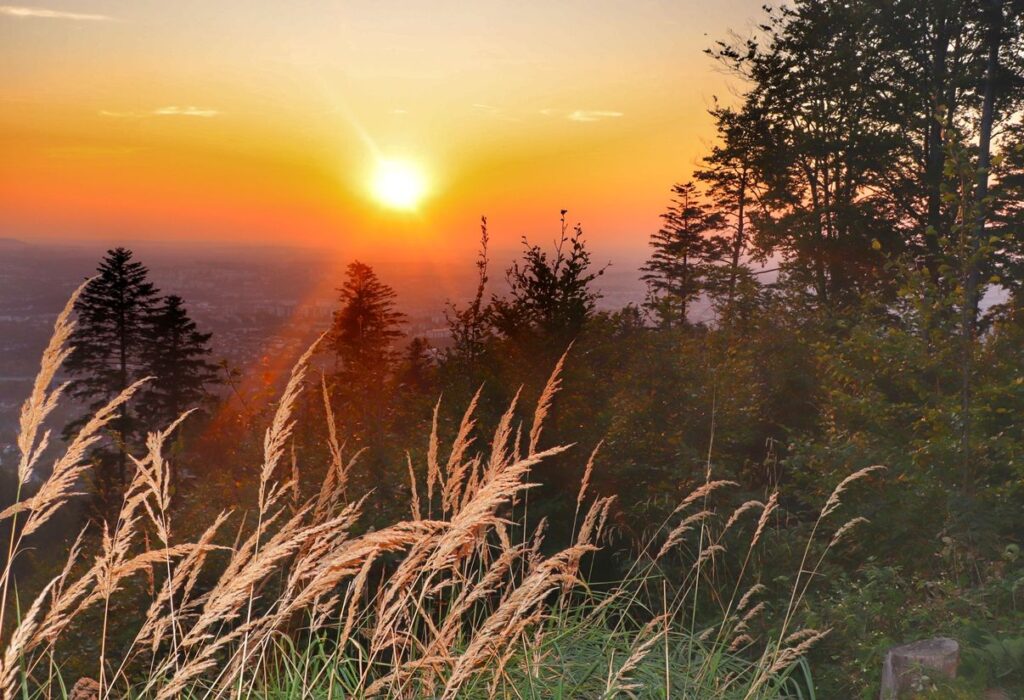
left=65, top=247, right=159, bottom=512
left=330, top=261, right=406, bottom=382
left=641, top=182, right=724, bottom=327
left=329, top=261, right=406, bottom=440
left=398, top=336, right=434, bottom=393
left=141, top=294, right=219, bottom=426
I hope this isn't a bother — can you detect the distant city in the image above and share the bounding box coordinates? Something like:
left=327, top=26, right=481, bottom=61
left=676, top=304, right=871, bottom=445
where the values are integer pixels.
left=0, top=237, right=650, bottom=473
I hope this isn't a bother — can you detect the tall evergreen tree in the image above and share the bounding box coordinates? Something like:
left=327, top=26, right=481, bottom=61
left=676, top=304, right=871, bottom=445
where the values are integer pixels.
left=398, top=337, right=434, bottom=394
left=329, top=261, right=406, bottom=441
left=330, top=261, right=406, bottom=381
left=141, top=295, right=220, bottom=425
left=641, top=182, right=724, bottom=327
left=65, top=247, right=159, bottom=512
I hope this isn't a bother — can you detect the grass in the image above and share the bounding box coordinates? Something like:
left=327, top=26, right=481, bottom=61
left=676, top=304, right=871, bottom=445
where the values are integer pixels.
left=0, top=284, right=876, bottom=699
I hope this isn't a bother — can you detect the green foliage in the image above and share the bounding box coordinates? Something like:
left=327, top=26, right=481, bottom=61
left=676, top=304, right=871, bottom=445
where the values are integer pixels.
left=237, top=608, right=819, bottom=700
left=64, top=248, right=218, bottom=518
left=642, top=181, right=725, bottom=327
left=141, top=294, right=220, bottom=424
left=490, top=211, right=606, bottom=344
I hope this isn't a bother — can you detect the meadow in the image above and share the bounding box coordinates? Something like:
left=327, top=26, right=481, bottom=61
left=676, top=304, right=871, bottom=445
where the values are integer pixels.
left=0, top=284, right=881, bottom=699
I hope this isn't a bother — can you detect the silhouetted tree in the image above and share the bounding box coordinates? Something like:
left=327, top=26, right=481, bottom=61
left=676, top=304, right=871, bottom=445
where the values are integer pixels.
left=329, top=261, right=405, bottom=439
left=141, top=294, right=220, bottom=426
left=709, top=2, right=900, bottom=306
left=991, top=119, right=1024, bottom=306
left=696, top=102, right=767, bottom=310
left=331, top=262, right=405, bottom=379
left=445, top=216, right=492, bottom=370
left=707, top=0, right=1024, bottom=308
left=398, top=337, right=435, bottom=394
left=491, top=211, right=605, bottom=342
left=65, top=247, right=159, bottom=516
left=641, top=182, right=724, bottom=327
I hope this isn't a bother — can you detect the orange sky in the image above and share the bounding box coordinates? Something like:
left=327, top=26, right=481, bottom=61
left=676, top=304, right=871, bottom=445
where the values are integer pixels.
left=0, top=0, right=765, bottom=260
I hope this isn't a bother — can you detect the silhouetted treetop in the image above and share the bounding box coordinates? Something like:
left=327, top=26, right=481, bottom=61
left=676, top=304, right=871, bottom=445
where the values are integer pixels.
left=491, top=211, right=607, bottom=341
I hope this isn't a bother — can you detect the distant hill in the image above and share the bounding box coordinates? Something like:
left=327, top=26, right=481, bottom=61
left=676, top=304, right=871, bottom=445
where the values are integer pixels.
left=0, top=238, right=28, bottom=247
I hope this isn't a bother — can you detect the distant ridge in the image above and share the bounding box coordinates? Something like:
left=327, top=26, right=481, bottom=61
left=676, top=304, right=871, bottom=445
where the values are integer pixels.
left=0, top=237, right=28, bottom=247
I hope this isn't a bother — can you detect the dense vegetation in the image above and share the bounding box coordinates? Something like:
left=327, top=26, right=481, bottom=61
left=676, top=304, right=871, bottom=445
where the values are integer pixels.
left=2, top=0, right=1024, bottom=697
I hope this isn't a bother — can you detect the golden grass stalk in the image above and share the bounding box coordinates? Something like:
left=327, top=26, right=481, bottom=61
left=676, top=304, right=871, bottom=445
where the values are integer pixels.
left=604, top=613, right=669, bottom=697
left=15, top=280, right=86, bottom=486
left=529, top=345, right=570, bottom=455
left=575, top=440, right=603, bottom=511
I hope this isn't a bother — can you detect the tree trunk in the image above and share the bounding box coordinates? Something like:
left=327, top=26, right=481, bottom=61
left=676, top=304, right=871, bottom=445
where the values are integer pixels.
left=923, top=8, right=952, bottom=275
left=960, top=0, right=1003, bottom=489
left=727, top=170, right=748, bottom=307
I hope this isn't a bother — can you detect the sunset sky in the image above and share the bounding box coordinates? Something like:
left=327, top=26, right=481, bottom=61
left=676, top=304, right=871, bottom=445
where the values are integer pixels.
left=0, top=0, right=765, bottom=260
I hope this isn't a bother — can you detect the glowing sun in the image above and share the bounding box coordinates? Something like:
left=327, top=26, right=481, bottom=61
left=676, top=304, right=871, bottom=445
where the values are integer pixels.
left=371, top=159, right=427, bottom=210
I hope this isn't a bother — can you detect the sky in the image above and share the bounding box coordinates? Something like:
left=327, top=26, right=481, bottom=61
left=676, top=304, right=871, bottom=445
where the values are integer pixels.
left=0, top=0, right=766, bottom=261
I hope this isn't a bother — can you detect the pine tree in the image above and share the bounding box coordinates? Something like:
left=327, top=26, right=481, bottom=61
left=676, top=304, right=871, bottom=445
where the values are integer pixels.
left=331, top=261, right=406, bottom=381
left=398, top=336, right=434, bottom=393
left=65, top=247, right=159, bottom=512
left=641, top=182, right=724, bottom=327
left=329, top=261, right=406, bottom=444
left=141, top=295, right=219, bottom=426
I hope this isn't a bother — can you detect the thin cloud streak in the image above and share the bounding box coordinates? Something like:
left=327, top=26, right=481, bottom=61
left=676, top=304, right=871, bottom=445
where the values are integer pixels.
left=566, top=110, right=624, bottom=123
left=152, top=105, right=220, bottom=118
left=0, top=5, right=113, bottom=21
left=100, top=106, right=221, bottom=119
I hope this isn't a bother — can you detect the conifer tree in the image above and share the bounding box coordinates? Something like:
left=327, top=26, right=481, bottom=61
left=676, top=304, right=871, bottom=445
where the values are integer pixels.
left=141, top=294, right=219, bottom=426
left=331, top=261, right=406, bottom=381
left=641, top=182, right=724, bottom=327
left=329, top=261, right=405, bottom=441
left=398, top=336, right=434, bottom=393
left=65, top=247, right=159, bottom=511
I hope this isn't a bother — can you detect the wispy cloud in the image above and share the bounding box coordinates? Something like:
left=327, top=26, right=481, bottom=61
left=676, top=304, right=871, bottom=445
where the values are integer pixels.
left=566, top=110, right=624, bottom=123
left=152, top=105, right=220, bottom=118
left=100, top=106, right=221, bottom=119
left=0, top=5, right=113, bottom=21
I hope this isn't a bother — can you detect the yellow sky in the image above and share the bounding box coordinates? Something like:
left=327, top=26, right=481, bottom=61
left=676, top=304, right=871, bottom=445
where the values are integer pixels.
left=0, top=0, right=765, bottom=259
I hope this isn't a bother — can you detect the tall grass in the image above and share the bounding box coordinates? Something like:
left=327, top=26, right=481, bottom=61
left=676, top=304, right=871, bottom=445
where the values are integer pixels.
left=0, top=287, right=879, bottom=699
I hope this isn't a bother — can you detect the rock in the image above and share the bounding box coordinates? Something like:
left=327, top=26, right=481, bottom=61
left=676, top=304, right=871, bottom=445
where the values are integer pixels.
left=879, top=637, right=959, bottom=699
left=69, top=677, right=100, bottom=700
